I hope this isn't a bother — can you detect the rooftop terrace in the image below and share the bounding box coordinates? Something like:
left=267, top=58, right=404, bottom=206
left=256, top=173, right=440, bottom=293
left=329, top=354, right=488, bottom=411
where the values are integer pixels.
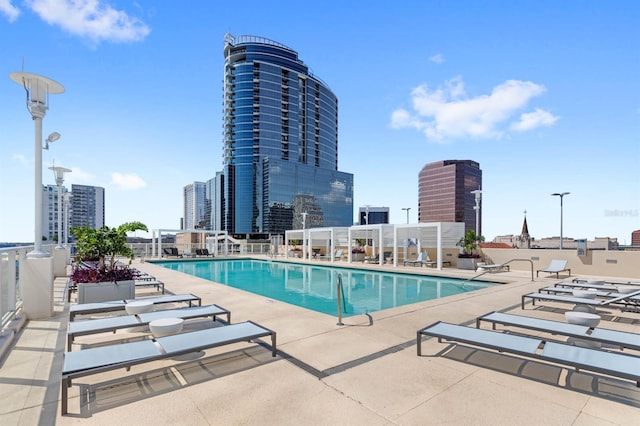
left=1, top=255, right=640, bottom=424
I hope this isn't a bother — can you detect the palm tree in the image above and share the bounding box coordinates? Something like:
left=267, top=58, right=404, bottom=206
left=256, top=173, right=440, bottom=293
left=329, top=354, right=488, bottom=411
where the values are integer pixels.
left=457, top=230, right=485, bottom=257
left=72, top=221, right=148, bottom=274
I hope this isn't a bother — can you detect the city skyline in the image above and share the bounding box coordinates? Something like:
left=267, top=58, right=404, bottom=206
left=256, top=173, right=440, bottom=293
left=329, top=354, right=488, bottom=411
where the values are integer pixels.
left=1, top=1, right=638, bottom=243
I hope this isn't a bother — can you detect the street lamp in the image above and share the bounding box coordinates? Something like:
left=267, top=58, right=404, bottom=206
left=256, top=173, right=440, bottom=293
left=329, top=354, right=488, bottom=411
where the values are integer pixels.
left=49, top=166, right=71, bottom=248
left=471, top=189, right=482, bottom=236
left=64, top=192, right=72, bottom=246
left=401, top=207, right=411, bottom=224
left=362, top=205, right=371, bottom=225
left=551, top=192, right=570, bottom=250
left=10, top=71, right=65, bottom=258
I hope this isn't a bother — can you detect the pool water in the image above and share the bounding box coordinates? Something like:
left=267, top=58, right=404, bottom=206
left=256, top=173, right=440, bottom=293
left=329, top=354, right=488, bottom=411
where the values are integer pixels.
left=155, top=259, right=496, bottom=317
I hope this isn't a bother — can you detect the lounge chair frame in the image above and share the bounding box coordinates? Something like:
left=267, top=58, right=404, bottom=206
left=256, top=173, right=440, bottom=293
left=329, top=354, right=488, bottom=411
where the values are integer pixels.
left=521, top=290, right=640, bottom=311
left=536, top=259, right=571, bottom=278
left=319, top=249, right=343, bottom=261
left=66, top=279, right=165, bottom=302
left=538, top=286, right=617, bottom=297
left=476, top=311, right=640, bottom=351
left=67, top=304, right=231, bottom=351
left=417, top=321, right=640, bottom=388
left=403, top=252, right=427, bottom=267
left=572, top=278, right=640, bottom=286
left=554, top=282, right=637, bottom=292
left=69, top=293, right=202, bottom=321
left=61, top=321, right=276, bottom=415
left=476, top=263, right=509, bottom=272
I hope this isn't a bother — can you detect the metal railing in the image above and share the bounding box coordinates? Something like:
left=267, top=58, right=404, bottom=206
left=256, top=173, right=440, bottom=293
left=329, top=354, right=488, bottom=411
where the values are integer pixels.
left=336, top=273, right=346, bottom=326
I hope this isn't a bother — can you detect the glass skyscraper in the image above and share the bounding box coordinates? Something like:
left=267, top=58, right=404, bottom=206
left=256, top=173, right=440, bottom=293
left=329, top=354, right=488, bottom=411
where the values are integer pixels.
left=183, top=182, right=207, bottom=230
left=220, top=34, right=353, bottom=235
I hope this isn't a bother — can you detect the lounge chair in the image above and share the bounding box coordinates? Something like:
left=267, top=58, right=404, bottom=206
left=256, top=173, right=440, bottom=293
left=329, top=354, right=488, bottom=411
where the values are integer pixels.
left=162, top=247, right=183, bottom=258
left=66, top=277, right=165, bottom=302
left=363, top=253, right=380, bottom=263
left=521, top=289, right=640, bottom=311
left=363, top=251, right=392, bottom=264
left=67, top=304, right=231, bottom=351
left=476, top=311, right=640, bottom=351
left=319, top=249, right=343, bottom=261
left=196, top=248, right=214, bottom=257
left=404, top=252, right=428, bottom=267
left=61, top=321, right=276, bottom=415
left=424, top=254, right=451, bottom=268
left=476, top=263, right=508, bottom=272
left=134, top=279, right=165, bottom=294
left=554, top=281, right=638, bottom=292
left=183, top=247, right=196, bottom=258
left=416, top=321, right=640, bottom=387
left=572, top=278, right=640, bottom=286
left=69, top=293, right=202, bottom=321
left=538, top=286, right=616, bottom=297
left=536, top=259, right=570, bottom=278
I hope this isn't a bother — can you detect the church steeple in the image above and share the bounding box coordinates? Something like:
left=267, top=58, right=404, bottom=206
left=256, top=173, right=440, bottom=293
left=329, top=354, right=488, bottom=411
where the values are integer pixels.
left=518, top=210, right=531, bottom=248
left=521, top=210, right=529, bottom=237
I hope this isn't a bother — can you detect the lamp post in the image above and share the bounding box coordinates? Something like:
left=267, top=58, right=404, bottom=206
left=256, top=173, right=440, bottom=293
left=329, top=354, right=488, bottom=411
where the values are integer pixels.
left=401, top=207, right=411, bottom=224
left=49, top=166, right=71, bottom=248
left=362, top=205, right=371, bottom=225
left=64, top=192, right=72, bottom=246
left=10, top=71, right=65, bottom=258
left=551, top=192, right=570, bottom=250
left=471, top=189, right=482, bottom=236
left=301, top=211, right=307, bottom=259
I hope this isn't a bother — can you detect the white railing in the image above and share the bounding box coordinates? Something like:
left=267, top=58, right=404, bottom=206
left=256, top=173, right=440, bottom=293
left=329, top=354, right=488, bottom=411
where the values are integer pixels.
left=0, top=244, right=53, bottom=329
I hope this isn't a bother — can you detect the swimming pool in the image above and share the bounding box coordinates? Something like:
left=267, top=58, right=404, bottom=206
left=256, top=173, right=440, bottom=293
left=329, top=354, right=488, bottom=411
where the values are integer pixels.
left=155, top=259, right=496, bottom=317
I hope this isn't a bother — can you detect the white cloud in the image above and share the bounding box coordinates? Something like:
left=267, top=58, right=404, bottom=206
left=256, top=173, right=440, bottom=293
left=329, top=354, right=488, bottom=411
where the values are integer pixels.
left=0, top=0, right=20, bottom=22
left=391, top=76, right=558, bottom=141
left=12, top=153, right=30, bottom=166
left=511, top=108, right=559, bottom=132
left=429, top=53, right=444, bottom=64
left=26, top=0, right=150, bottom=43
left=111, top=172, right=146, bottom=190
left=65, top=167, right=95, bottom=185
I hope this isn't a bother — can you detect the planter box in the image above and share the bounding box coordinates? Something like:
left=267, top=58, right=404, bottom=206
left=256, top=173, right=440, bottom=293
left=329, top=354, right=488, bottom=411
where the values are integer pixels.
left=76, top=280, right=135, bottom=304
left=457, top=257, right=480, bottom=270
left=351, top=253, right=365, bottom=261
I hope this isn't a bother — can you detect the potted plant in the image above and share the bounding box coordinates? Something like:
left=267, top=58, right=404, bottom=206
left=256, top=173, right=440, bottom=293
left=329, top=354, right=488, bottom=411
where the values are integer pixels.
left=351, top=246, right=365, bottom=261
left=70, top=221, right=148, bottom=303
left=456, top=230, right=484, bottom=270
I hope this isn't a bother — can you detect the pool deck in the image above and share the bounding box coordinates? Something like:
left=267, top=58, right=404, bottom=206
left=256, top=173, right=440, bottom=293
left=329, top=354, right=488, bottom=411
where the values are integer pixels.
left=2, top=256, right=640, bottom=425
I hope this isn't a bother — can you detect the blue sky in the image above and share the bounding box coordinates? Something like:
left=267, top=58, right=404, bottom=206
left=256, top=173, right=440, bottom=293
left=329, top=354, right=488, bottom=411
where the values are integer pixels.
left=1, top=0, right=639, bottom=243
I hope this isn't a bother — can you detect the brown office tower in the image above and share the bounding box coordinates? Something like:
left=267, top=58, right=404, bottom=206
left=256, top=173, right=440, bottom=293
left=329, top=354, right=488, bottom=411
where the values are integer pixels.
left=418, top=160, right=482, bottom=234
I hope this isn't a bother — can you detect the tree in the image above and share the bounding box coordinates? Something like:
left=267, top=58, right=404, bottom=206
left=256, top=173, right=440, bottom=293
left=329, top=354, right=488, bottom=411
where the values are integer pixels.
left=456, top=230, right=485, bottom=258
left=71, top=221, right=148, bottom=274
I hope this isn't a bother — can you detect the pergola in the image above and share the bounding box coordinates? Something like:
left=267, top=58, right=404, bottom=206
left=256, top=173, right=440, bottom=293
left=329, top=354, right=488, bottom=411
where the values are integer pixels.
left=285, top=222, right=464, bottom=270
left=284, top=227, right=351, bottom=261
left=151, top=229, right=228, bottom=258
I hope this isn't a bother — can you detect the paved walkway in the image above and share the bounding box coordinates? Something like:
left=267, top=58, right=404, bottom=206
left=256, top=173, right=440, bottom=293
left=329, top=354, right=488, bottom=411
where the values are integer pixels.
left=1, top=258, right=640, bottom=425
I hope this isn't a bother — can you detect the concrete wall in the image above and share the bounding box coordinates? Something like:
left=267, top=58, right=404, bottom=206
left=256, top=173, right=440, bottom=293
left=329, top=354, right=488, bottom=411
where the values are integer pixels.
left=481, top=248, right=640, bottom=279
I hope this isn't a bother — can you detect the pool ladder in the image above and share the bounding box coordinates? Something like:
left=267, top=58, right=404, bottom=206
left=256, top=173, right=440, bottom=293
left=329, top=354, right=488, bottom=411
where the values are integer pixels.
left=336, top=273, right=347, bottom=326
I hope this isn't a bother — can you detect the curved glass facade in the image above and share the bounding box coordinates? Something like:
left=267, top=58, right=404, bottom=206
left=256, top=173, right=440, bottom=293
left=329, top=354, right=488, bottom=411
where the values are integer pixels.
left=221, top=34, right=352, bottom=234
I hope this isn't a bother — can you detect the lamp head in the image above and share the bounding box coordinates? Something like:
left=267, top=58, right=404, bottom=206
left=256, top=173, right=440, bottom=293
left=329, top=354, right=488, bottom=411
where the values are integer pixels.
left=49, top=165, right=72, bottom=185
left=44, top=131, right=61, bottom=150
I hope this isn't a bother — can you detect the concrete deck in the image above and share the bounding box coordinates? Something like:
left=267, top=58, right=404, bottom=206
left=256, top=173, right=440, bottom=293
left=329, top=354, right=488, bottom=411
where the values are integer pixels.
left=2, top=257, right=640, bottom=425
